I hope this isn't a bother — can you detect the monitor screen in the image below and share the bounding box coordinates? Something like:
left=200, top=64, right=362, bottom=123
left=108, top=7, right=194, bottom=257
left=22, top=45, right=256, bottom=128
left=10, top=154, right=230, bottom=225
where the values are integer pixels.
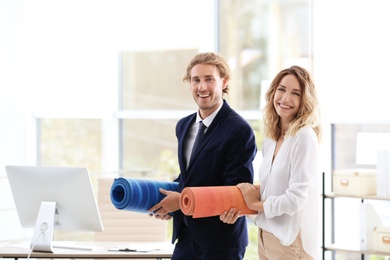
left=5, top=165, right=103, bottom=252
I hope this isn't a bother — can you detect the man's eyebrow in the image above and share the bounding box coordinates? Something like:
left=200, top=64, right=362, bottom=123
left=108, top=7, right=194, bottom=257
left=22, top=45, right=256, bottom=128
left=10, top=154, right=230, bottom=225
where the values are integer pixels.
left=191, top=75, right=214, bottom=79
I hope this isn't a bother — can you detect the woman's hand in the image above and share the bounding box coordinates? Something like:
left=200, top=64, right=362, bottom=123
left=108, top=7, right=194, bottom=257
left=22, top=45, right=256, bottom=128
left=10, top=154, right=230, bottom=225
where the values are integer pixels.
left=237, top=183, right=262, bottom=211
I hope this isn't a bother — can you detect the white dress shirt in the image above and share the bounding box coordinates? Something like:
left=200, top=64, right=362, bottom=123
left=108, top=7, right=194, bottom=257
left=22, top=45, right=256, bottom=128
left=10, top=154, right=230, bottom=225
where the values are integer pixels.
left=184, top=103, right=223, bottom=169
left=253, top=127, right=320, bottom=258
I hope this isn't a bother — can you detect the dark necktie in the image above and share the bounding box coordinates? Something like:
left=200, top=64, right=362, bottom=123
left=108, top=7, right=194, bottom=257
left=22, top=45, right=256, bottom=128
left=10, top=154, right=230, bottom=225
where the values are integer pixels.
left=191, top=121, right=206, bottom=160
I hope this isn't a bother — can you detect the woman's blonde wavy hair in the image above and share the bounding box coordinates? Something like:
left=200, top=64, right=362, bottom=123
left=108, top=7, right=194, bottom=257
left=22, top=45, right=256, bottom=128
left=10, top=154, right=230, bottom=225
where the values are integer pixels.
left=263, top=65, right=321, bottom=142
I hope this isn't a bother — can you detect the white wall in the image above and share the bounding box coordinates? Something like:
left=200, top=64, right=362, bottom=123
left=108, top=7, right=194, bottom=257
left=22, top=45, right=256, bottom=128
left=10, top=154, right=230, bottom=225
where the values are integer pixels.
left=313, top=0, right=390, bottom=124
left=313, top=0, right=390, bottom=178
left=18, top=0, right=203, bottom=114
left=3, top=0, right=390, bottom=248
left=313, top=0, right=390, bottom=254
left=0, top=0, right=216, bottom=241
left=0, top=0, right=217, bottom=170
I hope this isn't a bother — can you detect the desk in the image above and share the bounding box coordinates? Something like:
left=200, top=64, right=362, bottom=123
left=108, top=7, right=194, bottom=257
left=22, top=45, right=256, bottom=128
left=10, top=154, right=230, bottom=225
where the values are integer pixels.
left=0, top=241, right=173, bottom=259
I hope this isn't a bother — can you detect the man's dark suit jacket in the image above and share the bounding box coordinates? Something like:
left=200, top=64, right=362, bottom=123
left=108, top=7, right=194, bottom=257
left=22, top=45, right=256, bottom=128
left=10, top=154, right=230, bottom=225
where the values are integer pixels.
left=172, top=100, right=257, bottom=250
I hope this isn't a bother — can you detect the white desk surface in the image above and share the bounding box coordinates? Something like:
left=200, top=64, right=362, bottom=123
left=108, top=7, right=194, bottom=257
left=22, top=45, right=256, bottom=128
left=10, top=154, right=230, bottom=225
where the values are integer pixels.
left=0, top=241, right=173, bottom=259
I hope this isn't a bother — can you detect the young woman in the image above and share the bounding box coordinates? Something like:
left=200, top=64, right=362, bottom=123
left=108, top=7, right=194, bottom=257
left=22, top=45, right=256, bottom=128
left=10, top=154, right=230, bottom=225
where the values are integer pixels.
left=221, top=65, right=321, bottom=259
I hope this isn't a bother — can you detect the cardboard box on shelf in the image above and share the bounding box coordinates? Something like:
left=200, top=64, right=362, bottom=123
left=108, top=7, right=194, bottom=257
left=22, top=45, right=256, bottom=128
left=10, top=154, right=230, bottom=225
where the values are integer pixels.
left=333, top=169, right=376, bottom=196
left=359, top=203, right=383, bottom=251
left=376, top=226, right=390, bottom=253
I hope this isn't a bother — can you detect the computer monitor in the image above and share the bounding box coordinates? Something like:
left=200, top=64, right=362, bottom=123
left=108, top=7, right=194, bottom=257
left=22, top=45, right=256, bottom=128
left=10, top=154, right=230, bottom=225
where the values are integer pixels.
left=5, top=165, right=104, bottom=252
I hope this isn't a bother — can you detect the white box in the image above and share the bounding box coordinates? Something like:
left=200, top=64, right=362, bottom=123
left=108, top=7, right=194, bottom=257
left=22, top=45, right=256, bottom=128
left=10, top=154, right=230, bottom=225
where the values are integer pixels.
left=360, top=203, right=382, bottom=251
left=377, top=150, right=390, bottom=197
left=376, top=226, right=390, bottom=253
left=333, top=169, right=376, bottom=196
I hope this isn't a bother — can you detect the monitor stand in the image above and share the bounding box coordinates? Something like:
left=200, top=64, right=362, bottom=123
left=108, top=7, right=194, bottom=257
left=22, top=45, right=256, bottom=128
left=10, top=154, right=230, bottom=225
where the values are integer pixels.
left=31, top=201, right=56, bottom=252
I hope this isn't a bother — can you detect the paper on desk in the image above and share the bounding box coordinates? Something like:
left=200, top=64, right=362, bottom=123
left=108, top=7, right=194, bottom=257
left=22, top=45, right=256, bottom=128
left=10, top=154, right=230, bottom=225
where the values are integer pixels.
left=5, top=240, right=103, bottom=252
left=6, top=241, right=30, bottom=249
left=53, top=241, right=105, bottom=251
left=111, top=242, right=173, bottom=252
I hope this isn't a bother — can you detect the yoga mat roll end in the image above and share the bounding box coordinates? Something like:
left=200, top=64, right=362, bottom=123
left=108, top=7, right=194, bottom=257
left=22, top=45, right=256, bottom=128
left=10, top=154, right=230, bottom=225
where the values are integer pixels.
left=180, top=186, right=258, bottom=218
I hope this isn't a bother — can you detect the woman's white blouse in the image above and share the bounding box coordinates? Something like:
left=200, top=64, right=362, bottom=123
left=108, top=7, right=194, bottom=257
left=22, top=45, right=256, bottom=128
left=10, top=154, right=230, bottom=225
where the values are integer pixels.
left=253, top=127, right=320, bottom=258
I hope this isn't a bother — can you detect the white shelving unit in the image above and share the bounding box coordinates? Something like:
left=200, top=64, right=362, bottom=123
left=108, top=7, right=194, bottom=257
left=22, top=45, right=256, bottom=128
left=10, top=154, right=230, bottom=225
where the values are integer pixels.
left=322, top=172, right=390, bottom=259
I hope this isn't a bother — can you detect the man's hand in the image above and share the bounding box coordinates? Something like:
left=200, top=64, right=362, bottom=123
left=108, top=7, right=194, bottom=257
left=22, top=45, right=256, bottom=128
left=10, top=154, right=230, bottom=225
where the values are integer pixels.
left=219, top=208, right=242, bottom=224
left=148, top=188, right=181, bottom=220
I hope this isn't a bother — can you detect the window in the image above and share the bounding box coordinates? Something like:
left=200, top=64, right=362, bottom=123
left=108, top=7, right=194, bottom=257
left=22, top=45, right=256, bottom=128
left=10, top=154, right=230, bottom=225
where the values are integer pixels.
left=39, top=118, right=102, bottom=172
left=218, top=0, right=312, bottom=110
left=7, top=1, right=313, bottom=258
left=119, top=49, right=198, bottom=179
left=121, top=49, right=197, bottom=110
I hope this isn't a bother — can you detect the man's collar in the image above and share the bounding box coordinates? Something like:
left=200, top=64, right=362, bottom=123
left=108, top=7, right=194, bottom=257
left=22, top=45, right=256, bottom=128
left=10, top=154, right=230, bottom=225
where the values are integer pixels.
left=196, top=100, right=224, bottom=128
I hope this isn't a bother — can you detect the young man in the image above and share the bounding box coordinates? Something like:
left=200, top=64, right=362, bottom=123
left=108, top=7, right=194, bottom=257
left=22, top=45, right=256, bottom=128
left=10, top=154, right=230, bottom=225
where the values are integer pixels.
left=149, top=52, right=257, bottom=260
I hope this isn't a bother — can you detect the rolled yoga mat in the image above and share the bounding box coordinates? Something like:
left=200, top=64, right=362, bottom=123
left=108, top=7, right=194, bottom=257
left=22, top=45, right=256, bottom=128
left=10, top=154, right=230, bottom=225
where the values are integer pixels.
left=110, top=177, right=179, bottom=213
left=180, top=186, right=258, bottom=218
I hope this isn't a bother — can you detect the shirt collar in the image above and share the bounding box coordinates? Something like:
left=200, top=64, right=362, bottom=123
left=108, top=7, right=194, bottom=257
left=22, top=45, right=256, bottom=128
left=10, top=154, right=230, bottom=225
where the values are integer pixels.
left=195, top=101, right=223, bottom=128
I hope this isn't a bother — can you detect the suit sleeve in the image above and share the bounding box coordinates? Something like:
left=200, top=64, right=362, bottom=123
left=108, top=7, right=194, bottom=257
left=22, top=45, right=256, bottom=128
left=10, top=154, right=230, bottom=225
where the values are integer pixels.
left=222, top=122, right=257, bottom=185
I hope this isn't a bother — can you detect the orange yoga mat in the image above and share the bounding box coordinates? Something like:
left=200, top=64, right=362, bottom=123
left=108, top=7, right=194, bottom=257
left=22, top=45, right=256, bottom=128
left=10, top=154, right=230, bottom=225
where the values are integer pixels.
left=180, top=186, right=258, bottom=218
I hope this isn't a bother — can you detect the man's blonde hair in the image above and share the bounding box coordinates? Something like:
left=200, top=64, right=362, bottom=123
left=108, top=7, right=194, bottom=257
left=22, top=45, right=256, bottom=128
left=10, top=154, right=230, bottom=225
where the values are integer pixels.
left=183, top=52, right=231, bottom=94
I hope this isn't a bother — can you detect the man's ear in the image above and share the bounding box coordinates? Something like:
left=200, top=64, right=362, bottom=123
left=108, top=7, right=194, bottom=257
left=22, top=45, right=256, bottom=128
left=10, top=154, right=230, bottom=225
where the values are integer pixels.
left=222, top=77, right=228, bottom=89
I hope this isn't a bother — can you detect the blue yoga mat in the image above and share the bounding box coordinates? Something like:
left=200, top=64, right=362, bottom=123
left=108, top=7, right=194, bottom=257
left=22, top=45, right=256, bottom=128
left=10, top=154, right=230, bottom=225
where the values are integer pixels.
left=110, top=177, right=179, bottom=214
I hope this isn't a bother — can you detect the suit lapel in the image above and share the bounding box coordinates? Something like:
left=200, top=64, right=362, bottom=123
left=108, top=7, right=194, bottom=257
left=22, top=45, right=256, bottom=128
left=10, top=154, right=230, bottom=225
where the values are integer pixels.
left=186, top=100, right=231, bottom=170
left=188, top=123, right=217, bottom=166
left=178, top=114, right=196, bottom=177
